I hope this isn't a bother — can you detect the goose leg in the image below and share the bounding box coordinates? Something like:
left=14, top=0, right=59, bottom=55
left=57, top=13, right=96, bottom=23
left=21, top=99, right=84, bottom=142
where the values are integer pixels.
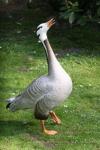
left=40, top=120, right=57, bottom=135
left=49, top=111, right=61, bottom=124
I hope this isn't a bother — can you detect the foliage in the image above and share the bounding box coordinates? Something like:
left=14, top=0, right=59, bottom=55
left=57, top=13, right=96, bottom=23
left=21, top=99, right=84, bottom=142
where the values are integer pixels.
left=60, top=1, right=82, bottom=26
left=0, top=0, right=100, bottom=26
left=96, top=1, right=100, bottom=21
left=59, top=0, right=100, bottom=26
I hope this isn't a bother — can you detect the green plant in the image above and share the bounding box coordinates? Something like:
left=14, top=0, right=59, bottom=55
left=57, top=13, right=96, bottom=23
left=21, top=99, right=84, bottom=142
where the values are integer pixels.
left=60, top=1, right=82, bottom=26
left=96, top=1, right=100, bottom=22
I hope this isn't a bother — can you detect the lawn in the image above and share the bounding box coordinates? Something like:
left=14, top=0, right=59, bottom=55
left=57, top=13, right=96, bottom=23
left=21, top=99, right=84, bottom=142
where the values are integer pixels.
left=0, top=8, right=100, bottom=150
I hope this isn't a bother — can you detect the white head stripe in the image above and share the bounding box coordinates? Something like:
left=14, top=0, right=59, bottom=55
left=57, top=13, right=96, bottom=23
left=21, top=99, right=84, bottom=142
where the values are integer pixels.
left=36, top=23, right=49, bottom=42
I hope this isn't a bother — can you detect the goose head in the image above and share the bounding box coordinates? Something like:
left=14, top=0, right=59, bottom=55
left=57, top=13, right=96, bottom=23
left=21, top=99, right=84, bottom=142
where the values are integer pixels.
left=36, top=18, right=55, bottom=42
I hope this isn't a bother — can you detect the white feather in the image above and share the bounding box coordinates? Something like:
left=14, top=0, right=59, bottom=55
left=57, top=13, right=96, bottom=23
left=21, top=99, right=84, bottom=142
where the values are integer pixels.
left=36, top=23, right=49, bottom=42
left=7, top=97, right=15, bottom=103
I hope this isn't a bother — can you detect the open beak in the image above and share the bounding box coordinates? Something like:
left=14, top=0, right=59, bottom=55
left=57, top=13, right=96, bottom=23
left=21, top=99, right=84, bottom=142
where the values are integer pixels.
left=47, top=18, right=55, bottom=28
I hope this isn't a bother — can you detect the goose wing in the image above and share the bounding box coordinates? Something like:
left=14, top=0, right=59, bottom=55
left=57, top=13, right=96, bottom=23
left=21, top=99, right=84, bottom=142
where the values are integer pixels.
left=8, top=75, right=54, bottom=111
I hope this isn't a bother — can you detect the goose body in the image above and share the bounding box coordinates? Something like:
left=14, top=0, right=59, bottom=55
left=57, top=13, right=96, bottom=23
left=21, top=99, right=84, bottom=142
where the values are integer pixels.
left=6, top=19, right=72, bottom=135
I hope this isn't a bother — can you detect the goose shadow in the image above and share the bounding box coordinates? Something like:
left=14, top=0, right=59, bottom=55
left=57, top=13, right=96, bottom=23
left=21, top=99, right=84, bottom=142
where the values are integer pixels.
left=0, top=120, right=40, bottom=137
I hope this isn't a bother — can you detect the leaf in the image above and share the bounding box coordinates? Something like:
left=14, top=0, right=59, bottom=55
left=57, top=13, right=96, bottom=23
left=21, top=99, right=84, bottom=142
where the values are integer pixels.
left=96, top=1, right=100, bottom=6
left=60, top=6, right=66, bottom=11
left=60, top=12, right=70, bottom=19
left=69, top=12, right=75, bottom=24
left=77, top=16, right=87, bottom=26
left=73, top=1, right=78, bottom=7
left=97, top=7, right=100, bottom=16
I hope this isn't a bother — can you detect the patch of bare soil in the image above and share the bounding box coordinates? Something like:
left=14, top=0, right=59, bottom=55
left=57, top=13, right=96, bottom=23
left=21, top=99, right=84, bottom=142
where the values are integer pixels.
left=55, top=48, right=82, bottom=58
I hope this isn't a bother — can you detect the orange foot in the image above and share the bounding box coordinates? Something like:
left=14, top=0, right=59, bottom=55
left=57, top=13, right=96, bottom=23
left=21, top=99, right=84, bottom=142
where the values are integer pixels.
left=44, top=129, right=58, bottom=135
left=50, top=111, right=61, bottom=125
left=52, top=117, right=61, bottom=125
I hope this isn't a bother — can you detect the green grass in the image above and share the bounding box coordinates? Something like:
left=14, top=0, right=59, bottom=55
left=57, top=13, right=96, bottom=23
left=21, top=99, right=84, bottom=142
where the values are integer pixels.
left=0, top=8, right=100, bottom=150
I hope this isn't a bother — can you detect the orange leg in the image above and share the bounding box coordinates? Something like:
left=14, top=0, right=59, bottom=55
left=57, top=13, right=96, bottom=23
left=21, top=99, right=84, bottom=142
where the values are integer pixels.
left=40, top=120, right=57, bottom=135
left=49, top=111, right=61, bottom=124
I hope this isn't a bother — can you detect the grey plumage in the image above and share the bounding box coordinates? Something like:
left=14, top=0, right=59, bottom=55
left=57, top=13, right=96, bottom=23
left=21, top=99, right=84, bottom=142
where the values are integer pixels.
left=6, top=20, right=72, bottom=121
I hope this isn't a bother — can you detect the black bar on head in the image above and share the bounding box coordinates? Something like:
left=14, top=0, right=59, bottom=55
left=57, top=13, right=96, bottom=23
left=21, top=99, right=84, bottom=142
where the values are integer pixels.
left=37, top=26, right=42, bottom=30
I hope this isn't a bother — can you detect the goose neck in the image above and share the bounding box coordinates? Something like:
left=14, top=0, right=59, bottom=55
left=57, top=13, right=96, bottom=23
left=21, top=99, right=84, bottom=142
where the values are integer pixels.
left=43, top=39, right=64, bottom=77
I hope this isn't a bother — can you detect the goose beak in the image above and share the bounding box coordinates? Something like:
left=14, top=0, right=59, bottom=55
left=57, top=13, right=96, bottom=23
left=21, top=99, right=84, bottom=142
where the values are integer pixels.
left=47, top=18, right=55, bottom=28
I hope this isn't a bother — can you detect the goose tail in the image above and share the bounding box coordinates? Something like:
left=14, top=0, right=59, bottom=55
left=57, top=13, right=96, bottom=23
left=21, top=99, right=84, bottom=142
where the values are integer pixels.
left=6, top=97, right=16, bottom=111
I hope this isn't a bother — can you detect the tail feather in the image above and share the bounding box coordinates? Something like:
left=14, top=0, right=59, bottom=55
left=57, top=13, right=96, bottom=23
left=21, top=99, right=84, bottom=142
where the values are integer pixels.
left=6, top=93, right=34, bottom=111
left=6, top=97, right=16, bottom=111
left=6, top=102, right=11, bottom=109
left=7, top=97, right=15, bottom=103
